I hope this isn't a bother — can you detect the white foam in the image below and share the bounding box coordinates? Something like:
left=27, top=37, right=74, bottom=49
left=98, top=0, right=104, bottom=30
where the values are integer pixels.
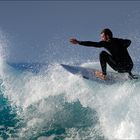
left=90, top=81, right=140, bottom=139
left=2, top=61, right=140, bottom=139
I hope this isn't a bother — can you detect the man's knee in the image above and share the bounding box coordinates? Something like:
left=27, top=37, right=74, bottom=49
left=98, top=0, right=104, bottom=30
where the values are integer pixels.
left=100, top=51, right=108, bottom=59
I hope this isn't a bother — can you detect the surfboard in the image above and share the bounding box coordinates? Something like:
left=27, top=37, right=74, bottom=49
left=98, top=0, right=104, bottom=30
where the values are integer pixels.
left=61, top=64, right=134, bottom=84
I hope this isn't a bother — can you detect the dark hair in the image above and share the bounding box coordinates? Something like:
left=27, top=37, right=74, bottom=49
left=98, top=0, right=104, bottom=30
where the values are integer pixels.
left=101, top=28, right=113, bottom=39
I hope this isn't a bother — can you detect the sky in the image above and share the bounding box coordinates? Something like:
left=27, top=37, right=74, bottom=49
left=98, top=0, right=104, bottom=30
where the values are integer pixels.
left=0, top=1, right=140, bottom=64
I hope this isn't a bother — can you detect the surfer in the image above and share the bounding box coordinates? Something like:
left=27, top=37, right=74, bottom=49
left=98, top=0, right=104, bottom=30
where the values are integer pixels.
left=70, top=28, right=134, bottom=80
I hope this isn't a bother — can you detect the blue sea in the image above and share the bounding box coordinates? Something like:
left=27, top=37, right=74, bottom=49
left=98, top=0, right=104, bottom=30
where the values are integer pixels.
left=0, top=60, right=140, bottom=140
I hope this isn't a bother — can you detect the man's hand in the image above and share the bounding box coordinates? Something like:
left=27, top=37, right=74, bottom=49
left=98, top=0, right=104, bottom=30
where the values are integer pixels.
left=70, top=38, right=80, bottom=44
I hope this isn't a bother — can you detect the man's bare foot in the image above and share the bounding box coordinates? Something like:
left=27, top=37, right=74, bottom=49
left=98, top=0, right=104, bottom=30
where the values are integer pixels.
left=95, top=71, right=107, bottom=80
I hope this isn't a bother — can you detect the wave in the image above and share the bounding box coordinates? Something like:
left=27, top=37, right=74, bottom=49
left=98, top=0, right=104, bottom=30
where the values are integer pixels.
left=0, top=60, right=140, bottom=139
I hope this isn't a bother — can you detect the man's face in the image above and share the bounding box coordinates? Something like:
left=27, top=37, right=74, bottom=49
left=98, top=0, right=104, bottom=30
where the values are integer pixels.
left=100, top=33, right=109, bottom=41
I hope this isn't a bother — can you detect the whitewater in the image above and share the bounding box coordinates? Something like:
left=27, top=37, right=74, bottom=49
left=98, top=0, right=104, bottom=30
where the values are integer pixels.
left=0, top=35, right=140, bottom=140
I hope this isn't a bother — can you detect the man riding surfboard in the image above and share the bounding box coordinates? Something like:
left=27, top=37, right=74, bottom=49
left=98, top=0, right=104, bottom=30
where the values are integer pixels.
left=70, top=28, right=135, bottom=80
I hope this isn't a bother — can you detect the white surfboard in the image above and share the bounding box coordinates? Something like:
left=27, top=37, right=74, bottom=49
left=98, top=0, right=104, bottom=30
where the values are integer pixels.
left=61, top=64, right=136, bottom=84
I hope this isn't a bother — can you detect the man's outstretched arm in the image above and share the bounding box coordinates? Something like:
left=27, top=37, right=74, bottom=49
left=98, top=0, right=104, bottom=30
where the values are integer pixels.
left=70, top=38, right=106, bottom=48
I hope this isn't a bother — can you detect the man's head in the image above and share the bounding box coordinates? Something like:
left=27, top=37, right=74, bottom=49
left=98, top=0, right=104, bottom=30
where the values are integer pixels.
left=100, top=28, right=113, bottom=41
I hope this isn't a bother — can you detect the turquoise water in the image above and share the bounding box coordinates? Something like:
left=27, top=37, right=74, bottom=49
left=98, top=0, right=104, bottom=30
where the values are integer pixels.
left=0, top=62, right=140, bottom=139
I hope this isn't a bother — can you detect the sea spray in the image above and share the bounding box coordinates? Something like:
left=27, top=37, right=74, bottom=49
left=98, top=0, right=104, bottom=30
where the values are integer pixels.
left=0, top=60, right=140, bottom=139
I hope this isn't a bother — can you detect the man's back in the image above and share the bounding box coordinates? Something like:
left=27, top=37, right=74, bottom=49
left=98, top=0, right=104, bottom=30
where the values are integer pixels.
left=105, top=38, right=132, bottom=63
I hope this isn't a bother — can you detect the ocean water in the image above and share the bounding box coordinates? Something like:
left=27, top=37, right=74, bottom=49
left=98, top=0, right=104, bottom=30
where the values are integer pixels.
left=0, top=59, right=140, bottom=140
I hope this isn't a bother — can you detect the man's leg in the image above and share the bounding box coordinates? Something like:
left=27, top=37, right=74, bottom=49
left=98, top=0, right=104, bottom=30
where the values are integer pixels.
left=99, top=51, right=118, bottom=75
left=95, top=51, right=117, bottom=80
left=118, top=61, right=136, bottom=79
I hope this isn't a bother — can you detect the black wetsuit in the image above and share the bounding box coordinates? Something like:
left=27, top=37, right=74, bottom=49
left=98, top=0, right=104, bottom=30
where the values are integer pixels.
left=79, top=38, right=133, bottom=76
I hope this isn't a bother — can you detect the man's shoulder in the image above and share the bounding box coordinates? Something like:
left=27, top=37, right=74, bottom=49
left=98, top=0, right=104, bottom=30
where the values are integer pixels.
left=112, top=37, right=123, bottom=41
left=111, top=38, right=124, bottom=43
